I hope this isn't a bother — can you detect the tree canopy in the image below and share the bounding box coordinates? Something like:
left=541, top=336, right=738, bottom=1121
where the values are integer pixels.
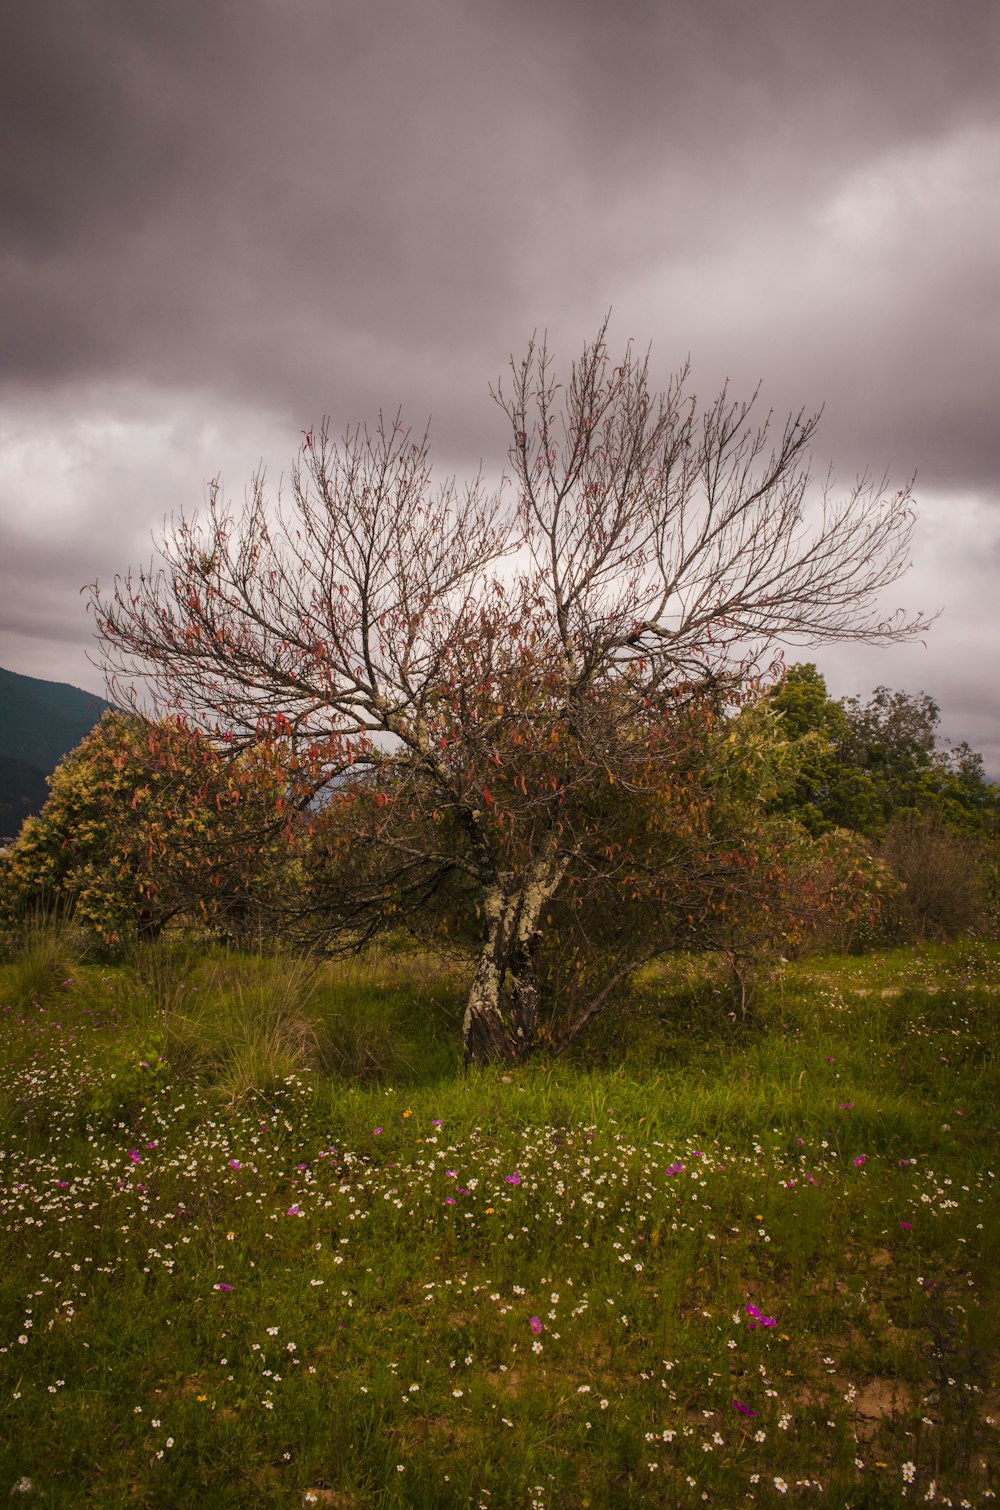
left=770, top=663, right=999, bottom=839
left=0, top=711, right=297, bottom=949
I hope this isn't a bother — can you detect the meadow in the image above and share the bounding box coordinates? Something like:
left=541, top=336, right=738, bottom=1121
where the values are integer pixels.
left=0, top=927, right=996, bottom=1508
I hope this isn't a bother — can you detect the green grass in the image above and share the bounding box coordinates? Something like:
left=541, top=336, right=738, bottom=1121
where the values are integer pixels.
left=0, top=929, right=997, bottom=1507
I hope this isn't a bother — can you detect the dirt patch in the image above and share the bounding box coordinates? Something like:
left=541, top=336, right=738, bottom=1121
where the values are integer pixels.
left=486, top=1365, right=523, bottom=1396
left=853, top=1376, right=914, bottom=1421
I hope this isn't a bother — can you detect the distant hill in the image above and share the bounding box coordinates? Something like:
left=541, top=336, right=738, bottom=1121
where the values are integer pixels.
left=0, top=667, right=109, bottom=835
left=0, top=754, right=51, bottom=834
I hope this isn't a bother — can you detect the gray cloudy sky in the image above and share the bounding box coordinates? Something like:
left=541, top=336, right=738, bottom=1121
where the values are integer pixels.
left=2, top=0, right=998, bottom=768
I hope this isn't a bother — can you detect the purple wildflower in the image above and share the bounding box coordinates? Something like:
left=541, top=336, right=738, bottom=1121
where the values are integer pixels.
left=746, top=1301, right=776, bottom=1328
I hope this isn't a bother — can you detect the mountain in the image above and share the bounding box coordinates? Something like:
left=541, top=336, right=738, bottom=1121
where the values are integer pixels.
left=0, top=754, right=51, bottom=834
left=0, top=666, right=109, bottom=771
left=0, top=667, right=109, bottom=834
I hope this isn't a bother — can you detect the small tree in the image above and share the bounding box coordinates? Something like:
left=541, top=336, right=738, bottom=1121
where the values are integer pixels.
left=91, top=321, right=929, bottom=1061
left=0, top=711, right=297, bottom=949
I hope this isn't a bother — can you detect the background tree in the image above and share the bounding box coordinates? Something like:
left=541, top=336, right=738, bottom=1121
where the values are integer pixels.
left=770, top=663, right=999, bottom=839
left=880, top=813, right=991, bottom=940
left=91, top=321, right=930, bottom=1062
left=638, top=694, right=899, bottom=1008
left=769, top=663, right=998, bottom=941
left=840, top=683, right=997, bottom=835
left=0, top=711, right=298, bottom=950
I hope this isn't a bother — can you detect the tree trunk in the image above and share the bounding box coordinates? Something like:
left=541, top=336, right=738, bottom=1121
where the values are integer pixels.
left=462, top=863, right=564, bottom=1066
left=463, top=933, right=515, bottom=1066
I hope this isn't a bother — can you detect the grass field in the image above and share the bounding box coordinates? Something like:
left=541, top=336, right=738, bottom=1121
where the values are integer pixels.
left=0, top=928, right=997, bottom=1507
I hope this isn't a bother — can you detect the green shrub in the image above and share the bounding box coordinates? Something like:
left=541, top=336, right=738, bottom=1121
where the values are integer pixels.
left=881, top=814, right=989, bottom=939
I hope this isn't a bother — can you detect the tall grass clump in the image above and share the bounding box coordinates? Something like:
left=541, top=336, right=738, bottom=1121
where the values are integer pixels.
left=0, top=910, right=82, bottom=1009
left=130, top=932, right=206, bottom=1022
left=116, top=940, right=465, bottom=1094
left=153, top=949, right=321, bottom=1100
left=310, top=947, right=465, bottom=1085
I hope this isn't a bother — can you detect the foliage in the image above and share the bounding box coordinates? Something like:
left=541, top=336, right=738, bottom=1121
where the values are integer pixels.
left=90, top=322, right=929, bottom=1062
left=0, top=710, right=299, bottom=950
left=880, top=812, right=991, bottom=941
left=770, top=662, right=999, bottom=840
left=768, top=664, right=999, bottom=944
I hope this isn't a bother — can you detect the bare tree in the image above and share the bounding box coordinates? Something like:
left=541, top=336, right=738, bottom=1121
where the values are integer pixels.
left=91, top=319, right=930, bottom=1063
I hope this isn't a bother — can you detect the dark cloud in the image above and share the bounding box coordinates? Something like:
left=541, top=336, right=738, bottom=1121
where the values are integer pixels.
left=1, top=0, right=998, bottom=765
left=5, top=2, right=999, bottom=434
